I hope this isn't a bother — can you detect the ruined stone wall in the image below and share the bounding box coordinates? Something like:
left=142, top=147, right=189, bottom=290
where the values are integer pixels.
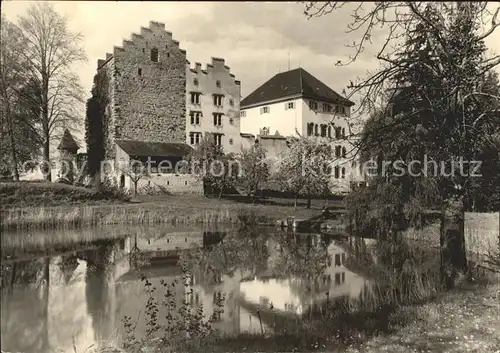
left=186, top=58, right=242, bottom=155
left=97, top=21, right=187, bottom=154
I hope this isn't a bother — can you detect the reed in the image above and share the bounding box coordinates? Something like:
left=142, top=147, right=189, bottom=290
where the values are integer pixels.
left=1, top=204, right=273, bottom=231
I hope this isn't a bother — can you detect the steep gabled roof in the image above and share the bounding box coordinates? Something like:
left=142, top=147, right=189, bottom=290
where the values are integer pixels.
left=240, top=67, right=355, bottom=109
left=116, top=140, right=194, bottom=158
left=58, top=129, right=79, bottom=151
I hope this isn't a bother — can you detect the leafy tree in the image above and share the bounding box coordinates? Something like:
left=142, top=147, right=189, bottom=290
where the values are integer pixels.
left=16, top=2, right=86, bottom=181
left=85, top=69, right=110, bottom=188
left=305, top=2, right=500, bottom=288
left=237, top=143, right=270, bottom=202
left=275, top=137, right=334, bottom=209
left=187, top=135, right=238, bottom=199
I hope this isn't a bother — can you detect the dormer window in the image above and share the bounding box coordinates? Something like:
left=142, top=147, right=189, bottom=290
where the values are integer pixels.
left=309, top=101, right=318, bottom=110
left=150, top=48, right=159, bottom=62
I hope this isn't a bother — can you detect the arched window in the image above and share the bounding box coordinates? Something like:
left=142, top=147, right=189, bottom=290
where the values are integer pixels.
left=307, top=123, right=314, bottom=136
left=334, top=166, right=340, bottom=179
left=150, top=48, right=159, bottom=62
left=341, top=167, right=346, bottom=179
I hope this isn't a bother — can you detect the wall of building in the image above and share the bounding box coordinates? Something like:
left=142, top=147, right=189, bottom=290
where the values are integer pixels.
left=186, top=58, right=242, bottom=155
left=240, top=97, right=303, bottom=137
left=97, top=21, right=187, bottom=159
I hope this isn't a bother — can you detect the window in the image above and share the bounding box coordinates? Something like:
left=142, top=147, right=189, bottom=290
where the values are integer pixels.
left=335, top=105, right=346, bottom=114
left=260, top=106, right=270, bottom=114
left=137, top=68, right=142, bottom=76
left=328, top=125, right=332, bottom=138
left=229, top=117, right=234, bottom=125
left=189, top=111, right=201, bottom=125
left=190, top=132, right=202, bottom=145
left=314, top=124, right=319, bottom=136
left=240, top=110, right=246, bottom=117
left=285, top=101, right=295, bottom=110
left=229, top=138, right=234, bottom=145
left=213, top=94, right=223, bottom=106
left=142, top=48, right=145, bottom=53
left=216, top=80, right=221, bottom=88
left=342, top=128, right=346, bottom=137
left=193, top=78, right=199, bottom=86
left=322, top=103, right=331, bottom=112
left=341, top=272, right=345, bottom=283
left=335, top=145, right=342, bottom=157
left=229, top=99, right=234, bottom=106
left=335, top=127, right=342, bottom=139
left=342, top=147, right=347, bottom=158
left=309, top=100, right=318, bottom=110
left=341, top=167, right=346, bottom=178
left=213, top=133, right=223, bottom=146
left=341, top=253, right=346, bottom=264
left=307, top=123, right=314, bottom=136
left=320, top=124, right=327, bottom=137
left=213, top=113, right=223, bottom=126
left=150, top=48, right=159, bottom=62
left=335, top=273, right=342, bottom=285
left=334, top=166, right=340, bottom=179
left=190, top=92, right=201, bottom=104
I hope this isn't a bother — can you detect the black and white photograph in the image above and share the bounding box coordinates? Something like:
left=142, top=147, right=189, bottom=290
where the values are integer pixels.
left=1, top=1, right=499, bottom=352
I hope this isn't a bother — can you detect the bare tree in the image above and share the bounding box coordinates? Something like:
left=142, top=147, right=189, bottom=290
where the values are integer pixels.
left=116, top=159, right=150, bottom=196
left=16, top=2, right=87, bottom=181
left=303, top=2, right=500, bottom=288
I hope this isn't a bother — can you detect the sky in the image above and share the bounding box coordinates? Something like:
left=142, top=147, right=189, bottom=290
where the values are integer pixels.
left=3, top=1, right=500, bottom=132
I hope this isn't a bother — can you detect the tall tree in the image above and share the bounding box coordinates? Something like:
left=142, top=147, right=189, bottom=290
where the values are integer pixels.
left=304, top=2, right=500, bottom=288
left=85, top=70, right=110, bottom=188
left=16, top=2, right=86, bottom=181
left=0, top=17, right=40, bottom=180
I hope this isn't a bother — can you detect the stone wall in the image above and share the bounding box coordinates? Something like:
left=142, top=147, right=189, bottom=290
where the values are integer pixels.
left=137, top=174, right=203, bottom=195
left=97, top=21, right=187, bottom=156
left=186, top=58, right=242, bottom=155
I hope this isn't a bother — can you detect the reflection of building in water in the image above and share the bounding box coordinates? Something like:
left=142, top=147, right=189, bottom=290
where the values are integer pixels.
left=238, top=236, right=367, bottom=317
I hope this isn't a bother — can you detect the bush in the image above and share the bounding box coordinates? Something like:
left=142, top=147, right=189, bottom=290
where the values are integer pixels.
left=99, top=177, right=131, bottom=201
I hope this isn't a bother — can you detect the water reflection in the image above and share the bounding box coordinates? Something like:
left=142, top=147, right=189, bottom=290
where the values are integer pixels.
left=1, top=226, right=375, bottom=352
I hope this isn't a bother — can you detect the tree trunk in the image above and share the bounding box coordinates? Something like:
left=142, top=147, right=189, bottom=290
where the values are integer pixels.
left=440, top=193, right=467, bottom=289
left=7, top=118, right=20, bottom=181
left=43, top=138, right=51, bottom=181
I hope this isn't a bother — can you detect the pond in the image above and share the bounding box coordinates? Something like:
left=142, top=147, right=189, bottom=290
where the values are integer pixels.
left=0, top=225, right=437, bottom=353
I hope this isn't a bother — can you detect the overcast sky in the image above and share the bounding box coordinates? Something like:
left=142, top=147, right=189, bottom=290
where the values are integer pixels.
left=4, top=1, right=500, bottom=110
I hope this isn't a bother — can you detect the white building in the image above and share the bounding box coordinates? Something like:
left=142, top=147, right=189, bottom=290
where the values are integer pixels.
left=240, top=67, right=364, bottom=193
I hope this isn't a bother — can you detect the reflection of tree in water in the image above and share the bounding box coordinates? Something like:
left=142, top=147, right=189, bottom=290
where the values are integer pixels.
left=182, top=229, right=270, bottom=285
left=273, top=234, right=332, bottom=280
left=84, top=244, right=114, bottom=343
left=1, top=258, right=49, bottom=353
